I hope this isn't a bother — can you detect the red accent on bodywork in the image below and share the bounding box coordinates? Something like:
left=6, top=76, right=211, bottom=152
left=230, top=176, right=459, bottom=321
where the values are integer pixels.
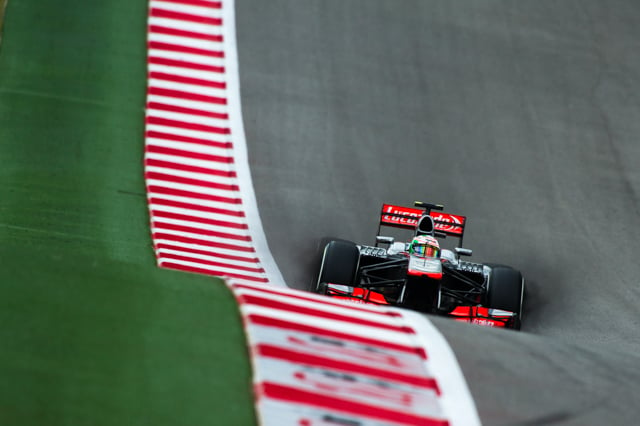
left=430, top=212, right=466, bottom=236
left=449, top=306, right=510, bottom=328
left=380, top=204, right=424, bottom=229
left=406, top=269, right=443, bottom=280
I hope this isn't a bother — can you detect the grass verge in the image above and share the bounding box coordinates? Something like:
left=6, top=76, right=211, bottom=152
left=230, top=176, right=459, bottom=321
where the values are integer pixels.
left=0, top=1, right=256, bottom=424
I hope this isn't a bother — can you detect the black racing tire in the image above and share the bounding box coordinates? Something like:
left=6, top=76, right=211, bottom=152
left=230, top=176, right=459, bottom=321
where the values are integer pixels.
left=314, top=240, right=360, bottom=293
left=487, top=266, right=524, bottom=329
left=308, top=237, right=353, bottom=291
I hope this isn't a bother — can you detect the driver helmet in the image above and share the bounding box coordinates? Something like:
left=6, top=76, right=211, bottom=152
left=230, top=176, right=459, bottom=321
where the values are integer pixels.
left=409, top=235, right=440, bottom=258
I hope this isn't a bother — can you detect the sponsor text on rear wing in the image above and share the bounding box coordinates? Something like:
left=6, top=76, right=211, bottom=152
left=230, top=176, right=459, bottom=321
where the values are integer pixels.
left=378, top=202, right=467, bottom=245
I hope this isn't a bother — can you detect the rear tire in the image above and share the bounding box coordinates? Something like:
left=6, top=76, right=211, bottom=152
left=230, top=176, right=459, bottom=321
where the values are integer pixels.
left=314, top=240, right=360, bottom=293
left=487, top=266, right=524, bottom=329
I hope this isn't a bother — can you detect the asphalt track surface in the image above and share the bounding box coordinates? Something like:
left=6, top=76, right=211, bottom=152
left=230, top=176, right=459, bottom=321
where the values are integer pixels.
left=236, top=1, right=640, bottom=424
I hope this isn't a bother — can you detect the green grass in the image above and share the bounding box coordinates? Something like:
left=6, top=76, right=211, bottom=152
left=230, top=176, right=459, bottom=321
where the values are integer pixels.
left=0, top=1, right=256, bottom=424
left=0, top=0, right=6, bottom=43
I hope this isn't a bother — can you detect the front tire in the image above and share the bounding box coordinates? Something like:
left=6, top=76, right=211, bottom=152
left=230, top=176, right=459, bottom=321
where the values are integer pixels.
left=314, top=240, right=360, bottom=293
left=487, top=266, right=524, bottom=329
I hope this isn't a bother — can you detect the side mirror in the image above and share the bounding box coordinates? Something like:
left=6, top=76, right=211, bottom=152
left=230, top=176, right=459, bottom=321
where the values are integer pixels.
left=376, top=236, right=395, bottom=246
left=455, top=247, right=473, bottom=257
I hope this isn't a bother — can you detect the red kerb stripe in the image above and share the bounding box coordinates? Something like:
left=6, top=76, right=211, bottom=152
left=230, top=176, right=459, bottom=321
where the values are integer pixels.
left=259, top=383, right=449, bottom=426
left=157, top=243, right=258, bottom=263
left=149, top=40, right=224, bottom=58
left=146, top=130, right=232, bottom=149
left=149, top=71, right=227, bottom=89
left=233, top=282, right=402, bottom=317
left=149, top=25, right=223, bottom=42
left=150, top=71, right=226, bottom=89
left=160, top=252, right=264, bottom=273
left=148, top=197, right=244, bottom=217
left=150, top=7, right=222, bottom=26
left=149, top=56, right=224, bottom=73
left=246, top=314, right=427, bottom=359
left=145, top=171, right=238, bottom=191
left=153, top=232, right=255, bottom=253
left=147, top=185, right=241, bottom=204
left=146, top=145, right=233, bottom=163
left=148, top=86, right=226, bottom=104
left=147, top=115, right=230, bottom=135
left=237, top=294, right=415, bottom=334
left=153, top=0, right=222, bottom=10
left=257, top=344, right=439, bottom=391
left=152, top=221, right=252, bottom=242
left=145, top=158, right=236, bottom=178
left=151, top=209, right=247, bottom=229
left=147, top=102, right=229, bottom=120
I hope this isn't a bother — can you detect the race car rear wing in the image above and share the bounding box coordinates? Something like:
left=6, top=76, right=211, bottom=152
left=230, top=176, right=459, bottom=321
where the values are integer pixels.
left=378, top=202, right=467, bottom=245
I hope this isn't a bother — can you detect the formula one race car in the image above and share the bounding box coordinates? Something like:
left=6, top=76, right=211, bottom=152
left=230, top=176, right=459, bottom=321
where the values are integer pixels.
left=311, top=202, right=525, bottom=329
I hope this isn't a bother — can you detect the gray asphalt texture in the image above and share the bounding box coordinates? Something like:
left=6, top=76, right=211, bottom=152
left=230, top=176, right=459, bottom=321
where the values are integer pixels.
left=236, top=1, right=640, bottom=424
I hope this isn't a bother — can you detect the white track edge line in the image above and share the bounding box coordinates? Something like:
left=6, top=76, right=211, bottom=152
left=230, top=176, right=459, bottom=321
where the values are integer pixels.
left=221, top=0, right=286, bottom=287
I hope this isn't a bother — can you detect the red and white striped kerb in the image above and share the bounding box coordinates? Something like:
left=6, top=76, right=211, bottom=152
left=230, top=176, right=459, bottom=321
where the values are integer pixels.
left=229, top=281, right=480, bottom=426
left=144, top=0, right=282, bottom=285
